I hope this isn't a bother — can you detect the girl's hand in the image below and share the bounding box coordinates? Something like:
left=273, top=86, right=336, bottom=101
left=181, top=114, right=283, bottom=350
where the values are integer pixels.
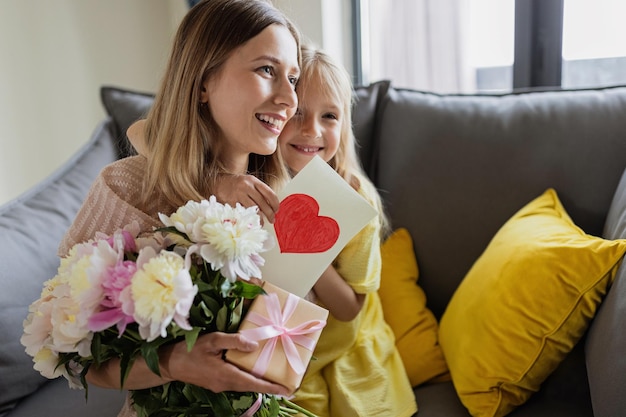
left=215, top=174, right=280, bottom=223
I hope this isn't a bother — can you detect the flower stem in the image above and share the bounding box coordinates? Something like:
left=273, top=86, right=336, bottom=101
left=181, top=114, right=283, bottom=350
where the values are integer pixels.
left=279, top=399, right=318, bottom=417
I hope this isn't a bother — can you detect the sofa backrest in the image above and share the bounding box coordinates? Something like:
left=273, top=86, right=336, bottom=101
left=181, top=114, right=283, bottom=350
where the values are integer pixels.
left=356, top=82, right=626, bottom=318
left=0, top=120, right=120, bottom=415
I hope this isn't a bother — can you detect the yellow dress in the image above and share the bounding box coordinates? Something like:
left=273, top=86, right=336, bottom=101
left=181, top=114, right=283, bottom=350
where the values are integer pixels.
left=293, top=177, right=417, bottom=417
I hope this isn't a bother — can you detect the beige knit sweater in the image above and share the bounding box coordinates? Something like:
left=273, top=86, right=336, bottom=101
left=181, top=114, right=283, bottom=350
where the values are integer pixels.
left=58, top=155, right=174, bottom=257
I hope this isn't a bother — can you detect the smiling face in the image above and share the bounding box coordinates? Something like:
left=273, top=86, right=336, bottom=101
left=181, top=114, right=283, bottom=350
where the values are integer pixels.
left=202, top=23, right=300, bottom=174
left=278, top=71, right=342, bottom=174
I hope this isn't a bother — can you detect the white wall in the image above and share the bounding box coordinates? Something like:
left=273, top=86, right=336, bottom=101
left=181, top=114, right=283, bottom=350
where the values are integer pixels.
left=0, top=0, right=348, bottom=206
left=0, top=0, right=185, bottom=205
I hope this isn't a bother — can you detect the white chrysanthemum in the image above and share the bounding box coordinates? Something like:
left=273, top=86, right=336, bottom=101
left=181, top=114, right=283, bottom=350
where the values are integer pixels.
left=160, top=197, right=270, bottom=282
left=195, top=200, right=271, bottom=282
left=131, top=249, right=197, bottom=342
left=159, top=199, right=215, bottom=237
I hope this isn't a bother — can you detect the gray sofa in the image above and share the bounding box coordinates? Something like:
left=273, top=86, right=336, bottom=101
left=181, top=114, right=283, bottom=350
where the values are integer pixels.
left=3, top=82, right=626, bottom=417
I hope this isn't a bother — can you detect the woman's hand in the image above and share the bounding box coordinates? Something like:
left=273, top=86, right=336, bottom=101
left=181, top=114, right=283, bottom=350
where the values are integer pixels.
left=86, top=332, right=290, bottom=396
left=215, top=174, right=280, bottom=223
left=163, top=332, right=290, bottom=395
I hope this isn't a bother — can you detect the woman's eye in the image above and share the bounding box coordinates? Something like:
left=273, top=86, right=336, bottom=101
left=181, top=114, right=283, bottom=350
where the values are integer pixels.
left=289, top=76, right=298, bottom=86
left=323, top=113, right=338, bottom=120
left=259, top=65, right=274, bottom=76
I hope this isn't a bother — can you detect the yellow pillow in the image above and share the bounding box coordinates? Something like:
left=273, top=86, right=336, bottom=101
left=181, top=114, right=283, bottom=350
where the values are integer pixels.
left=378, top=228, right=450, bottom=387
left=439, top=188, right=626, bottom=417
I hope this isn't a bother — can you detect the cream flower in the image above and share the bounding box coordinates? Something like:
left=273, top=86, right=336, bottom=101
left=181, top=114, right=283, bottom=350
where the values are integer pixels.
left=196, top=201, right=271, bottom=282
left=159, top=197, right=271, bottom=282
left=131, top=248, right=197, bottom=342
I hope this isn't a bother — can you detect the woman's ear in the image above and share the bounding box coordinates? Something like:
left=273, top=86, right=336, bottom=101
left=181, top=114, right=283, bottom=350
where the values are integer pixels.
left=127, top=119, right=149, bottom=157
left=200, top=80, right=210, bottom=105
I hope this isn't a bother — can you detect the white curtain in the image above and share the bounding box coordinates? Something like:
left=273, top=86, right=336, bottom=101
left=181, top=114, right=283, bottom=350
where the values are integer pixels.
left=364, top=0, right=475, bottom=93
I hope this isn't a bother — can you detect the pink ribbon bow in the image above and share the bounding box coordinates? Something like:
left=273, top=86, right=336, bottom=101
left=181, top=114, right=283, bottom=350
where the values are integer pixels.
left=239, top=394, right=262, bottom=417
left=240, top=292, right=326, bottom=376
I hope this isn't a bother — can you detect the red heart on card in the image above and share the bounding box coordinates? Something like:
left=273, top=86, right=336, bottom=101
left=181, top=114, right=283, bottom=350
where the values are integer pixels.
left=274, top=193, right=340, bottom=253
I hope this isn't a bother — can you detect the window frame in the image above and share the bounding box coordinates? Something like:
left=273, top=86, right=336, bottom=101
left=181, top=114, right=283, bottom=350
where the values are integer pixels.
left=351, top=0, right=566, bottom=90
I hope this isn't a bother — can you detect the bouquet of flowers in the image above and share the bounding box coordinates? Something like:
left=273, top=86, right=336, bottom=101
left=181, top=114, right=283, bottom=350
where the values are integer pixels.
left=21, top=196, right=316, bottom=417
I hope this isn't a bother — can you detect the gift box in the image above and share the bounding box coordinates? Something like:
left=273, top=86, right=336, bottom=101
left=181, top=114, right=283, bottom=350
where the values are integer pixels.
left=225, top=281, right=328, bottom=393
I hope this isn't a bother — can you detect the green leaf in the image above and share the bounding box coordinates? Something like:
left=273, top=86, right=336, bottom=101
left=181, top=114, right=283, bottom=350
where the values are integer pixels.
left=141, top=344, right=162, bottom=377
left=235, top=281, right=266, bottom=299
left=119, top=351, right=137, bottom=388
left=184, top=327, right=201, bottom=351
left=216, top=304, right=229, bottom=332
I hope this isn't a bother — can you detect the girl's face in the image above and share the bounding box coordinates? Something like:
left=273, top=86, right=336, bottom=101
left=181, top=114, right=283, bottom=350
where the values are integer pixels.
left=203, top=24, right=300, bottom=174
left=278, top=74, right=342, bottom=174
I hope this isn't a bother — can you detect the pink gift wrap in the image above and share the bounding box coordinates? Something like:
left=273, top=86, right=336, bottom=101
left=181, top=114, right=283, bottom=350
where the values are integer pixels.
left=225, top=282, right=328, bottom=393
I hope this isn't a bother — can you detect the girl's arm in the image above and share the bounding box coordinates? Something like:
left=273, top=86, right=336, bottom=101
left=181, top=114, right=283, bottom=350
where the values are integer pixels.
left=312, top=264, right=365, bottom=321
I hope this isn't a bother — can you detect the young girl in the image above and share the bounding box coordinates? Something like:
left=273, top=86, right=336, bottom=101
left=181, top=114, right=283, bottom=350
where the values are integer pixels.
left=276, top=45, right=417, bottom=417
left=59, top=0, right=301, bottom=415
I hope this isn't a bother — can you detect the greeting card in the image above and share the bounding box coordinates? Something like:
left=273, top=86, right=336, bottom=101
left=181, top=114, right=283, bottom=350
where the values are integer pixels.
left=260, top=156, right=378, bottom=297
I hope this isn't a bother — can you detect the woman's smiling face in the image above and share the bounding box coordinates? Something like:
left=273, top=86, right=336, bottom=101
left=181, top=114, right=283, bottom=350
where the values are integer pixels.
left=202, top=23, right=300, bottom=174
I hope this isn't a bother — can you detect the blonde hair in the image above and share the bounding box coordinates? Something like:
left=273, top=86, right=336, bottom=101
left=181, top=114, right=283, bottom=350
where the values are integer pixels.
left=142, top=0, right=300, bottom=208
left=296, top=44, right=390, bottom=235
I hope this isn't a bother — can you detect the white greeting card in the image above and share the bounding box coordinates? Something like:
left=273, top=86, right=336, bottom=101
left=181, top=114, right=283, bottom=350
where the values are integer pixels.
left=260, top=156, right=378, bottom=297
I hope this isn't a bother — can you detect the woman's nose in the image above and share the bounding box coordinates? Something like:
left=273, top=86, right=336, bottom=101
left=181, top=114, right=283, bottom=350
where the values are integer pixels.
left=275, top=78, right=298, bottom=110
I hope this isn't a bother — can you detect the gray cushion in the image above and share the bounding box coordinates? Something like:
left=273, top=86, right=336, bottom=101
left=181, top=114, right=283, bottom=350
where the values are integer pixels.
left=0, top=121, right=118, bottom=416
left=586, top=167, right=626, bottom=417
left=100, top=85, right=154, bottom=157
left=6, top=378, right=126, bottom=417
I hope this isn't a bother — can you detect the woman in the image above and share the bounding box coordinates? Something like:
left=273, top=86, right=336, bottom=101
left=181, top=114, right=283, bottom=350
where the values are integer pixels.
left=58, top=0, right=301, bottom=414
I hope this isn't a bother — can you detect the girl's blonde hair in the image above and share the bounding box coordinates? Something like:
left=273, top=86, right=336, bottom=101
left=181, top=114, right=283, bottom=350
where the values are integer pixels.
left=142, top=0, right=300, bottom=209
left=296, top=44, right=390, bottom=235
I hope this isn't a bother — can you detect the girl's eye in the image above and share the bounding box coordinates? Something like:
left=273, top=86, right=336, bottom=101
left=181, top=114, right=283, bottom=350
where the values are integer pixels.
left=288, top=76, right=299, bottom=86
left=323, top=113, right=338, bottom=120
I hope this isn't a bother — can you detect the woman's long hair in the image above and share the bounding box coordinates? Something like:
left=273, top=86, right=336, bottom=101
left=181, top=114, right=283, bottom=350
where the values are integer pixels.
left=142, top=0, right=300, bottom=209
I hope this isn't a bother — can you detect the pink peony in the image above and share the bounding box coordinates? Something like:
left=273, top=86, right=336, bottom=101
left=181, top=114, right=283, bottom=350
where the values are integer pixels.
left=87, top=260, right=137, bottom=335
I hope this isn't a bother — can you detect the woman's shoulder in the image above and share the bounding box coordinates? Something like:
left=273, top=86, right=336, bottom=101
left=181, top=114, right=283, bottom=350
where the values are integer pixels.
left=94, top=155, right=148, bottom=207
left=101, top=155, right=147, bottom=177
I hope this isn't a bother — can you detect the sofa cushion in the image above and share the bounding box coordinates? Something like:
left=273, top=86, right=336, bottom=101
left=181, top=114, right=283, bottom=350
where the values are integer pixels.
left=586, top=167, right=626, bottom=417
left=100, top=86, right=155, bottom=157
left=0, top=122, right=118, bottom=416
left=439, top=188, right=626, bottom=417
left=378, top=228, right=449, bottom=387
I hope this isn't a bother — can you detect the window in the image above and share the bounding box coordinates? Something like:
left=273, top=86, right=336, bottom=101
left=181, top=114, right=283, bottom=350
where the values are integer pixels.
left=354, top=0, right=626, bottom=93
left=562, top=0, right=626, bottom=88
